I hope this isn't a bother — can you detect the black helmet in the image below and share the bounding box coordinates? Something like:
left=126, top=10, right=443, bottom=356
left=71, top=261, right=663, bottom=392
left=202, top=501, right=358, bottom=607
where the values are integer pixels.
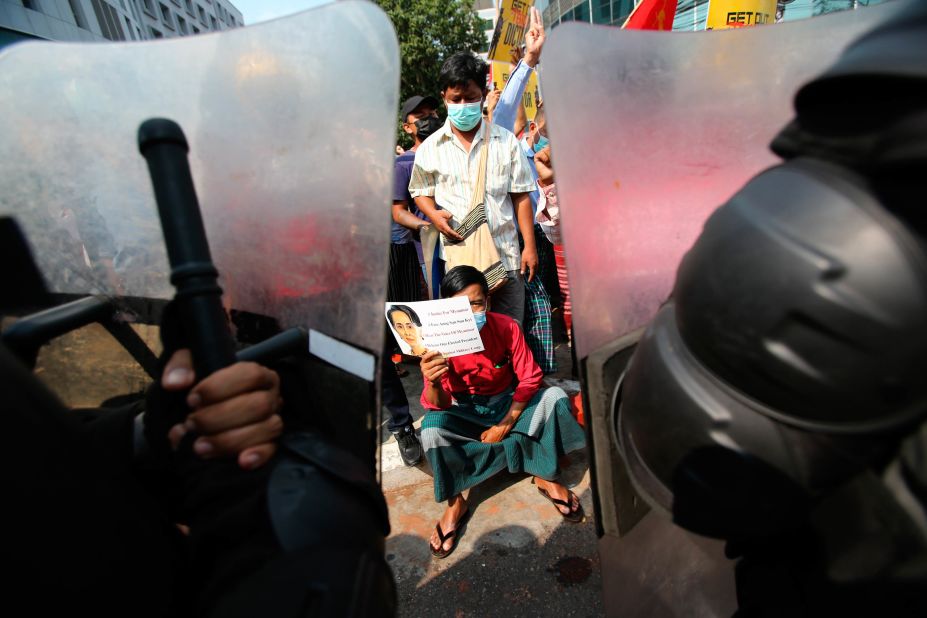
left=618, top=158, right=927, bottom=539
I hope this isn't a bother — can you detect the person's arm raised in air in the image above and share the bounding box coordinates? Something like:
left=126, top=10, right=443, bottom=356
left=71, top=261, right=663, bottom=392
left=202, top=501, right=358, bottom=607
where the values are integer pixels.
left=492, top=7, right=545, bottom=134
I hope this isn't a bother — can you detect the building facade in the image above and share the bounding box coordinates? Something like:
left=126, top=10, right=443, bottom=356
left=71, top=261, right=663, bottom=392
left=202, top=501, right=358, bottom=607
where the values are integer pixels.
left=0, top=0, right=242, bottom=48
left=538, top=0, right=739, bottom=31
left=540, top=0, right=886, bottom=32
left=541, top=0, right=637, bottom=29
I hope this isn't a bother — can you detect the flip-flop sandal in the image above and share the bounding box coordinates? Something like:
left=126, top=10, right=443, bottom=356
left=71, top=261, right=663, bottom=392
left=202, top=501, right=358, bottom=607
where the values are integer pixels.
left=537, top=486, right=584, bottom=523
left=430, top=509, right=471, bottom=559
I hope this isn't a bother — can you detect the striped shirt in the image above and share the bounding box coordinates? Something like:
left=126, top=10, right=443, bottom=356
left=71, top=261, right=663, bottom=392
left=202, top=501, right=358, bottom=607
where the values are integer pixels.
left=408, top=118, right=536, bottom=271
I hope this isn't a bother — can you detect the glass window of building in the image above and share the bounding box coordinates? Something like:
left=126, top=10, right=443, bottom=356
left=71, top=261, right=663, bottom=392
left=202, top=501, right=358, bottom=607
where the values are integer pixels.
left=574, top=2, right=590, bottom=22
left=612, top=0, right=635, bottom=25
left=160, top=3, right=174, bottom=28
left=68, top=0, right=89, bottom=28
left=91, top=0, right=126, bottom=40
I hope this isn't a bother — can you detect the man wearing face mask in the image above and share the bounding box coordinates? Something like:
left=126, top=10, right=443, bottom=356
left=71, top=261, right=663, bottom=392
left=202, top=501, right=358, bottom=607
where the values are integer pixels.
left=418, top=266, right=586, bottom=559
left=409, top=52, right=537, bottom=324
left=381, top=95, right=440, bottom=467
left=392, top=94, right=440, bottom=301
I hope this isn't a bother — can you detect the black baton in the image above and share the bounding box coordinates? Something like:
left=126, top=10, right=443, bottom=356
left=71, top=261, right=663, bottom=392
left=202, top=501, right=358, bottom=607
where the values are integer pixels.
left=138, top=118, right=236, bottom=377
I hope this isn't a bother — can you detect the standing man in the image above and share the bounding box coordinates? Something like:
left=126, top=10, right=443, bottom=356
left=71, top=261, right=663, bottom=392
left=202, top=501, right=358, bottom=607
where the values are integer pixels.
left=391, top=95, right=440, bottom=302
left=409, top=52, right=537, bottom=324
left=382, top=95, right=442, bottom=467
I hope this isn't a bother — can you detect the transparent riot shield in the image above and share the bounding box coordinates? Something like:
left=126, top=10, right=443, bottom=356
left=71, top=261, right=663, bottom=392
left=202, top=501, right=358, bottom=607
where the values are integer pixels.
left=543, top=3, right=897, bottom=615
left=0, top=0, right=398, bottom=464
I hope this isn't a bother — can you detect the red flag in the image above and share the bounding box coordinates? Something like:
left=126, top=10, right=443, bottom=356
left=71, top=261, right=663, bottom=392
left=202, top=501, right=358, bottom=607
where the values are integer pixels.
left=622, top=0, right=677, bottom=31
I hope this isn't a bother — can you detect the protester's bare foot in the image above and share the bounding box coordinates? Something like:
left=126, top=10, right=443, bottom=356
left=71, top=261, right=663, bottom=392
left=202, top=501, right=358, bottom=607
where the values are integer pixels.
left=429, top=494, right=468, bottom=554
left=535, top=478, right=579, bottom=516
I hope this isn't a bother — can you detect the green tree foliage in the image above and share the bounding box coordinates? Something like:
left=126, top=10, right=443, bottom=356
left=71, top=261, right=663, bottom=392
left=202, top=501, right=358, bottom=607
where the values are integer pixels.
left=375, top=0, right=487, bottom=147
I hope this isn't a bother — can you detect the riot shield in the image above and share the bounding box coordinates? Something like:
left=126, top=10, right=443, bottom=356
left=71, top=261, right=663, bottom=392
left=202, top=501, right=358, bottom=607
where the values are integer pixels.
left=0, top=0, right=399, bottom=464
left=543, top=3, right=898, bottom=615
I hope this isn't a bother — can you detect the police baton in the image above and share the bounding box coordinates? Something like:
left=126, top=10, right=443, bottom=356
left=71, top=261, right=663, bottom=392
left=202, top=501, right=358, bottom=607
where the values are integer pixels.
left=138, top=118, right=236, bottom=377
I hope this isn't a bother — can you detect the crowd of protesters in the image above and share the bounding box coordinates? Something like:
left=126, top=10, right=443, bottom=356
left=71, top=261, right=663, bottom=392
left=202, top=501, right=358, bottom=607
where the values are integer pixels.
left=381, top=8, right=583, bottom=559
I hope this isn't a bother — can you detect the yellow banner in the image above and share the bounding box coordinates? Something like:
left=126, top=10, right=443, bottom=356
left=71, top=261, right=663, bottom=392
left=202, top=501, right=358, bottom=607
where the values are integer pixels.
left=706, top=0, right=776, bottom=29
left=487, top=0, right=534, bottom=64
left=490, top=60, right=540, bottom=122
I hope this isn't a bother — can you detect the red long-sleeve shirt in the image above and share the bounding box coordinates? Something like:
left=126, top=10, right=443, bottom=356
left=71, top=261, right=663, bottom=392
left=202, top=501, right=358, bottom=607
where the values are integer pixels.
left=421, top=312, right=542, bottom=411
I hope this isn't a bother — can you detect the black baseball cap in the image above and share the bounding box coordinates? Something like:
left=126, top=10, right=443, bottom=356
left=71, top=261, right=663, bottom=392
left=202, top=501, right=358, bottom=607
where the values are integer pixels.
left=400, top=95, right=439, bottom=122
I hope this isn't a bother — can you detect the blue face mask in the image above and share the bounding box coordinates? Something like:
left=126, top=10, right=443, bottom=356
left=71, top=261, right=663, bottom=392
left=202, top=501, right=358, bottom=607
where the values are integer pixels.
left=533, top=134, right=549, bottom=153
left=446, top=101, right=483, bottom=131
left=473, top=311, right=487, bottom=331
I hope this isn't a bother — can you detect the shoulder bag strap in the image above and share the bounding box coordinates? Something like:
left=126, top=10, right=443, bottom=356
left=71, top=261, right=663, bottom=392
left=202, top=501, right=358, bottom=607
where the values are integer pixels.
left=468, top=121, right=491, bottom=213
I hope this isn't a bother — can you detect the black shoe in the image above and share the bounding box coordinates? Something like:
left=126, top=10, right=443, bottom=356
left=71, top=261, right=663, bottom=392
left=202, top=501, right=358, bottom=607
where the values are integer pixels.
left=393, top=425, right=423, bottom=467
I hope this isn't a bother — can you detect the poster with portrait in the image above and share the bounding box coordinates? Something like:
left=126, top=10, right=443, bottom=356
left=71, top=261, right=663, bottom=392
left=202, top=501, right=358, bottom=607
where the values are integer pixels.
left=385, top=296, right=485, bottom=358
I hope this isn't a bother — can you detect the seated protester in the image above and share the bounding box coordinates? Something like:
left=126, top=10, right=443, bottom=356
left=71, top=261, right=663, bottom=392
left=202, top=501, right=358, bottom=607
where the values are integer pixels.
left=418, top=266, right=586, bottom=559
